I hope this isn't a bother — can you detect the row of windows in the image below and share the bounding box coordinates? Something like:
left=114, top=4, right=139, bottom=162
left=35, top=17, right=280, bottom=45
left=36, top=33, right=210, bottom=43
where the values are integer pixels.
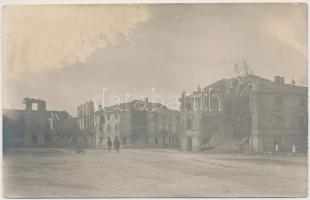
left=149, top=136, right=176, bottom=145
left=153, top=113, right=178, bottom=121
left=97, top=136, right=177, bottom=146
left=77, top=103, right=93, bottom=117
left=99, top=123, right=119, bottom=133
left=274, top=96, right=307, bottom=106
left=99, top=114, right=119, bottom=124
left=98, top=136, right=127, bottom=145
left=153, top=123, right=177, bottom=132
left=184, top=115, right=306, bottom=130
left=185, top=96, right=221, bottom=112
left=78, top=119, right=93, bottom=130
left=183, top=95, right=306, bottom=111
left=268, top=115, right=307, bottom=129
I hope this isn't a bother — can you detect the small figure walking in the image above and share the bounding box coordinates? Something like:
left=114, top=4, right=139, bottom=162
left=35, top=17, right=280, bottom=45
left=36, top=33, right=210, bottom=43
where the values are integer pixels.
left=292, top=144, right=296, bottom=153
left=113, top=136, right=120, bottom=153
left=107, top=136, right=112, bottom=152
left=76, top=144, right=85, bottom=154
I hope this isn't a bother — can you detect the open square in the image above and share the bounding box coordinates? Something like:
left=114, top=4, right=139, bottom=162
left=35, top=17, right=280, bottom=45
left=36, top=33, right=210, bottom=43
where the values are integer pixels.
left=3, top=148, right=307, bottom=198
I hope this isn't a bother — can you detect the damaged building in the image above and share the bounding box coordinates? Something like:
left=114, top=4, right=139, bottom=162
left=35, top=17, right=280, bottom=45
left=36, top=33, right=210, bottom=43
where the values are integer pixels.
left=179, top=74, right=308, bottom=153
left=3, top=98, right=81, bottom=150
left=3, top=73, right=307, bottom=154
left=94, top=99, right=180, bottom=148
left=77, top=101, right=95, bottom=147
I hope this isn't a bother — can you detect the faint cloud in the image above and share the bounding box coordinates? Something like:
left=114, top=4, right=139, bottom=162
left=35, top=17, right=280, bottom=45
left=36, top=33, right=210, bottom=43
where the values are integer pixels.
left=298, top=76, right=308, bottom=86
left=4, top=5, right=151, bottom=78
left=262, top=12, right=307, bottom=58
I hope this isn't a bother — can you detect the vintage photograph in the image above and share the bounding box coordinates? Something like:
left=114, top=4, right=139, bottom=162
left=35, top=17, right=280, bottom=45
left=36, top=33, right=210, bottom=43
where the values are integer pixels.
left=2, top=3, right=308, bottom=198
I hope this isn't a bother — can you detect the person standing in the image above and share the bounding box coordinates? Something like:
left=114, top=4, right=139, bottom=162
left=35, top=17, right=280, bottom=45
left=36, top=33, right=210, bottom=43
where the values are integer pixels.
left=273, top=139, right=279, bottom=153
left=113, top=136, right=120, bottom=153
left=107, top=136, right=112, bottom=152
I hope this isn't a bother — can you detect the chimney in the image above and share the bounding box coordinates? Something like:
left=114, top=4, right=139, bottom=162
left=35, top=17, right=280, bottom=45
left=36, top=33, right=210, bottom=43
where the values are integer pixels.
left=274, top=76, right=285, bottom=85
left=291, top=79, right=296, bottom=86
left=274, top=76, right=281, bottom=84
left=37, top=100, right=47, bottom=112
left=145, top=97, right=149, bottom=111
left=182, top=91, right=186, bottom=98
left=281, top=77, right=285, bottom=85
left=197, top=85, right=201, bottom=93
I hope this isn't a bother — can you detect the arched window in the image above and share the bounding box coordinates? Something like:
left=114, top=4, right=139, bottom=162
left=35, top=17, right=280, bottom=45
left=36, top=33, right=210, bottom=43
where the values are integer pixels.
left=186, top=118, right=192, bottom=130
left=299, top=97, right=307, bottom=106
left=114, top=124, right=119, bottom=132
left=299, top=115, right=307, bottom=129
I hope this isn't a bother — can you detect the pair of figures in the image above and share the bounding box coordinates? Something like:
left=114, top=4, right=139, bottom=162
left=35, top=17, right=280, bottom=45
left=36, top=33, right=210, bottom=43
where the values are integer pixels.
left=107, top=136, right=120, bottom=153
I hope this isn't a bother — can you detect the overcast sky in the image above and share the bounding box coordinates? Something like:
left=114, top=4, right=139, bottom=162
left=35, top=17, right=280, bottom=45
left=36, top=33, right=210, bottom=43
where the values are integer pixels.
left=3, top=3, right=308, bottom=115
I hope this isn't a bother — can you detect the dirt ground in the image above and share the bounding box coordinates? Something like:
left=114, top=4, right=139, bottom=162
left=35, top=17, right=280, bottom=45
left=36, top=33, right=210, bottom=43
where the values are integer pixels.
left=3, top=148, right=308, bottom=198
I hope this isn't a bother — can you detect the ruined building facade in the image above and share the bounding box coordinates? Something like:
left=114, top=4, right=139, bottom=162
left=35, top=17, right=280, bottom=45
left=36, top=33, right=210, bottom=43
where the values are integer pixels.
left=23, top=98, right=49, bottom=146
left=179, top=75, right=308, bottom=153
left=77, top=101, right=95, bottom=147
left=3, top=75, right=307, bottom=153
left=3, top=98, right=81, bottom=149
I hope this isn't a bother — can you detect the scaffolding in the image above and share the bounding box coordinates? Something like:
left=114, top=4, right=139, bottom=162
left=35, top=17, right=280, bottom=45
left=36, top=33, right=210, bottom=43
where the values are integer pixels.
left=233, top=60, right=254, bottom=78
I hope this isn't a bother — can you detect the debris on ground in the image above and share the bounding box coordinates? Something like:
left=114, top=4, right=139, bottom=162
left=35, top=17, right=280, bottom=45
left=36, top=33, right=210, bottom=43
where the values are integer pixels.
left=198, top=131, right=249, bottom=153
left=76, top=148, right=85, bottom=154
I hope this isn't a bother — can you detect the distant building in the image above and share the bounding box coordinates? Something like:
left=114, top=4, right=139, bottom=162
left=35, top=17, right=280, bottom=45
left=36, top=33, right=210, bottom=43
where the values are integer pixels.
left=3, top=109, right=25, bottom=150
left=77, top=101, right=95, bottom=147
left=45, top=110, right=82, bottom=147
left=3, top=98, right=81, bottom=150
left=179, top=75, right=308, bottom=153
left=94, top=98, right=180, bottom=148
left=179, top=81, right=228, bottom=151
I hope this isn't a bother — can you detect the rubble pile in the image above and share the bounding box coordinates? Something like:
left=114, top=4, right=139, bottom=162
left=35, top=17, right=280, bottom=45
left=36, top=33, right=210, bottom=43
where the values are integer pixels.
left=199, top=131, right=249, bottom=153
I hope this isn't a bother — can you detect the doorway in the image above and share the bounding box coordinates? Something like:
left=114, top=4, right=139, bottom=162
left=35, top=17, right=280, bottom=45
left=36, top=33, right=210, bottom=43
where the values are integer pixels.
left=186, top=136, right=192, bottom=151
left=122, top=137, right=127, bottom=145
left=163, top=136, right=166, bottom=148
left=31, top=135, right=38, bottom=145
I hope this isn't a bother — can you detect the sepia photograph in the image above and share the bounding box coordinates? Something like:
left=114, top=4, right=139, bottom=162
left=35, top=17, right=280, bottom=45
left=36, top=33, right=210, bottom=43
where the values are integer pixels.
left=2, top=2, right=308, bottom=198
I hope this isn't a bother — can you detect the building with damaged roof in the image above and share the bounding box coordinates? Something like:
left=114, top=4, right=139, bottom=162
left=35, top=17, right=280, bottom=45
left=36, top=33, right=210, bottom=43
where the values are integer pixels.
left=179, top=74, right=308, bottom=153
left=3, top=98, right=81, bottom=150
